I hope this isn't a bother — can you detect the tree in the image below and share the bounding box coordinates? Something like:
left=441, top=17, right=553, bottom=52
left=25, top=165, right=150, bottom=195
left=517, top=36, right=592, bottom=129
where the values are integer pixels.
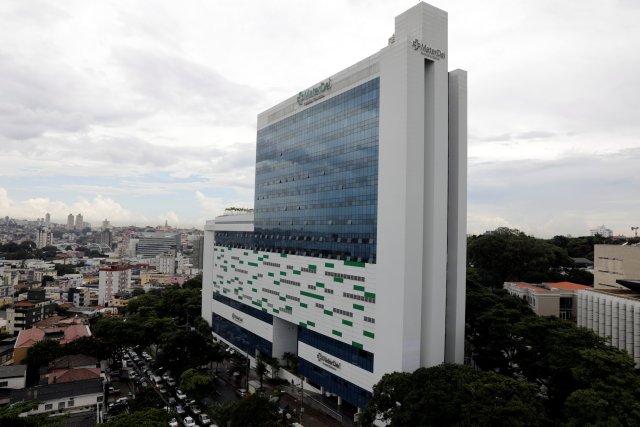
left=24, top=340, right=63, bottom=385
left=0, top=401, right=64, bottom=426
left=256, top=358, right=268, bottom=389
left=467, top=227, right=573, bottom=287
left=131, top=288, right=145, bottom=297
left=212, top=394, right=285, bottom=427
left=54, top=263, right=76, bottom=275
left=184, top=273, right=202, bottom=289
left=360, top=364, right=547, bottom=427
left=104, top=408, right=171, bottom=427
left=282, top=352, right=298, bottom=374
left=194, top=315, right=212, bottom=338
left=180, top=368, right=214, bottom=401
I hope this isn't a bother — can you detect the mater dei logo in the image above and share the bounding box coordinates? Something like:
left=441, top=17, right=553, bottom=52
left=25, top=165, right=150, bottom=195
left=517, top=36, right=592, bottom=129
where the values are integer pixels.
left=317, top=352, right=341, bottom=370
left=297, top=79, right=332, bottom=106
left=411, top=38, right=446, bottom=60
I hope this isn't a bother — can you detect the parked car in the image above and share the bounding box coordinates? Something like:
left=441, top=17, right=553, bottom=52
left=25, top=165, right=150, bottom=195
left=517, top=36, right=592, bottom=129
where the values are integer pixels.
left=190, top=406, right=201, bottom=416
left=175, top=405, right=186, bottom=416
left=169, top=418, right=179, bottom=427
left=183, top=416, right=196, bottom=427
left=167, top=378, right=177, bottom=387
left=236, top=388, right=248, bottom=398
left=159, top=385, right=168, bottom=394
left=176, top=389, right=187, bottom=400
left=199, top=414, right=212, bottom=426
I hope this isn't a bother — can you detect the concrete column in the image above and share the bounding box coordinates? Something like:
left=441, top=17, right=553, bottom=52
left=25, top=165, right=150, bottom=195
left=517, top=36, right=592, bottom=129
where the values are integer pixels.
left=626, top=304, right=634, bottom=355
left=605, top=299, right=612, bottom=340
left=611, top=300, right=619, bottom=347
left=634, top=307, right=640, bottom=367
left=619, top=301, right=626, bottom=351
left=577, top=293, right=585, bottom=327
left=586, top=294, right=593, bottom=330
left=598, top=298, right=606, bottom=336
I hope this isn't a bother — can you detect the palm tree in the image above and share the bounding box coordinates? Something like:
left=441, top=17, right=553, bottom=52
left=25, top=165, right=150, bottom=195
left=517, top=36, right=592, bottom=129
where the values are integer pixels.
left=256, top=358, right=267, bottom=389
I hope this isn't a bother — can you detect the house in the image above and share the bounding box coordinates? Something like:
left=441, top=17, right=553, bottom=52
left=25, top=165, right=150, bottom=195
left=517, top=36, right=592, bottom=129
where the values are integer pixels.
left=12, top=324, right=91, bottom=364
left=504, top=281, right=591, bottom=320
left=10, top=378, right=104, bottom=416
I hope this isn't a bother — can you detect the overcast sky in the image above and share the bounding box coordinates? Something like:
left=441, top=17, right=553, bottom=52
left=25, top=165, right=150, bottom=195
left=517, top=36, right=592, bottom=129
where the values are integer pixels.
left=1, top=0, right=638, bottom=238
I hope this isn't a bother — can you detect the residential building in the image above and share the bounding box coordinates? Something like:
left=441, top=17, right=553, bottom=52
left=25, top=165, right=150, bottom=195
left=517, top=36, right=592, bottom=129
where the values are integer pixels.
left=45, top=213, right=51, bottom=225
left=98, top=265, right=132, bottom=306
left=135, top=232, right=180, bottom=257
left=590, top=225, right=613, bottom=238
left=36, top=226, right=52, bottom=249
left=503, top=281, right=591, bottom=320
left=10, top=378, right=103, bottom=417
left=594, top=244, right=640, bottom=290
left=0, top=365, right=27, bottom=389
left=6, top=289, right=57, bottom=335
left=192, top=236, right=204, bottom=269
left=75, top=213, right=83, bottom=230
left=12, top=324, right=91, bottom=364
left=99, top=229, right=113, bottom=248
left=66, top=214, right=74, bottom=230
left=202, top=2, right=466, bottom=410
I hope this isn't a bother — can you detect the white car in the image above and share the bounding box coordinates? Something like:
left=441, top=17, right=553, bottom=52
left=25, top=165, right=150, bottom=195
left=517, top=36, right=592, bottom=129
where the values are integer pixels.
left=199, top=414, right=212, bottom=426
left=169, top=419, right=179, bottom=427
left=176, top=389, right=187, bottom=400
left=183, top=416, right=196, bottom=427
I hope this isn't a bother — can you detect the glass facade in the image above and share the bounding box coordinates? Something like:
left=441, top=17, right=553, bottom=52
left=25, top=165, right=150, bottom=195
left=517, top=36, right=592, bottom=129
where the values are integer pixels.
left=298, top=358, right=372, bottom=408
left=299, top=327, right=374, bottom=372
left=213, top=292, right=273, bottom=324
left=216, top=78, right=380, bottom=263
left=212, top=313, right=273, bottom=358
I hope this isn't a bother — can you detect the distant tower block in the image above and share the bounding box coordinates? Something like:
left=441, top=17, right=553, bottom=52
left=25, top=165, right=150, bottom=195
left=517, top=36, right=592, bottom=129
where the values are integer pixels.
left=75, top=213, right=83, bottom=230
left=45, top=213, right=51, bottom=224
left=67, top=213, right=74, bottom=229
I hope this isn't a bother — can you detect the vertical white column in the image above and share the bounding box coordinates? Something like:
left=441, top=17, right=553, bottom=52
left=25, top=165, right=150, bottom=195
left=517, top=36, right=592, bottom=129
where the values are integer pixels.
left=577, top=293, right=583, bottom=327
left=445, top=69, right=467, bottom=364
left=619, top=301, right=627, bottom=351
left=605, top=299, right=612, bottom=342
left=587, top=294, right=593, bottom=330
left=611, top=300, right=619, bottom=347
left=599, top=298, right=606, bottom=336
left=634, top=306, right=640, bottom=367
left=626, top=304, right=634, bottom=355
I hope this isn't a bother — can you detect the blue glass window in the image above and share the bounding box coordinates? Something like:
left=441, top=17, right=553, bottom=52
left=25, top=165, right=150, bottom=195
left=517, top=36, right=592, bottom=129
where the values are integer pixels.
left=213, top=292, right=273, bottom=324
left=298, top=327, right=373, bottom=372
left=298, top=358, right=372, bottom=408
left=215, top=78, right=380, bottom=263
left=212, top=313, right=272, bottom=358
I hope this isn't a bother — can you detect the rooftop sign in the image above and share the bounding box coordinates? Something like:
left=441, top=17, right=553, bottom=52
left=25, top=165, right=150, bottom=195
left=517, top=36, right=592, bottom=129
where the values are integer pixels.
left=411, top=39, right=446, bottom=60
left=297, top=79, right=332, bottom=106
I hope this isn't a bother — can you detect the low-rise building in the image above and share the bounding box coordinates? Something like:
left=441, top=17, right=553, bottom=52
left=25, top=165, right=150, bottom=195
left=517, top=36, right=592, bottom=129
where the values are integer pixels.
left=503, top=281, right=591, bottom=320
left=98, top=265, right=131, bottom=306
left=6, top=289, right=57, bottom=335
left=0, top=365, right=27, bottom=389
left=13, top=324, right=91, bottom=364
left=10, top=378, right=103, bottom=417
left=594, top=244, right=640, bottom=290
left=577, top=285, right=640, bottom=366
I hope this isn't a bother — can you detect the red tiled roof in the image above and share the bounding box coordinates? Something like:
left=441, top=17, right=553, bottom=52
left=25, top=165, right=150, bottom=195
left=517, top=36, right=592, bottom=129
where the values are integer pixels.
left=15, top=328, right=45, bottom=348
left=61, top=325, right=91, bottom=343
left=48, top=368, right=101, bottom=384
left=544, top=281, right=592, bottom=291
left=13, top=302, right=35, bottom=308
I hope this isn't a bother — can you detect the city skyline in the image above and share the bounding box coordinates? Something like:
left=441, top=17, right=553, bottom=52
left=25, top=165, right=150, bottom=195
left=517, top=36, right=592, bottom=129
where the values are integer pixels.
left=1, top=0, right=639, bottom=237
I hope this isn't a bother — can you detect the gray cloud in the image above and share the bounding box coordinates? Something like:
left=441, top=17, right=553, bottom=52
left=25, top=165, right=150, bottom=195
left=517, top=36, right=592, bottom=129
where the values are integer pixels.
left=468, top=148, right=640, bottom=237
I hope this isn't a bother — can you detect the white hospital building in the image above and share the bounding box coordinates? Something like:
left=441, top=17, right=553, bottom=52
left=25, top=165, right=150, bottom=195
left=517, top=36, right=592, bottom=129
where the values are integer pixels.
left=202, top=2, right=467, bottom=409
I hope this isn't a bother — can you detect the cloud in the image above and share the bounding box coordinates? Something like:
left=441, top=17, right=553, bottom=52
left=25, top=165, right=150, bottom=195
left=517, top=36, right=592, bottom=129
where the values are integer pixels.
left=0, top=187, right=138, bottom=225
left=468, top=148, right=640, bottom=237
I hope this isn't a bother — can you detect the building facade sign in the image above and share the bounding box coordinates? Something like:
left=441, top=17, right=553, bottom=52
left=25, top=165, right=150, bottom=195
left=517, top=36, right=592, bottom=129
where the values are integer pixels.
left=231, top=313, right=243, bottom=323
left=297, top=79, right=332, bottom=105
left=411, top=38, right=446, bottom=60
left=317, top=352, right=341, bottom=370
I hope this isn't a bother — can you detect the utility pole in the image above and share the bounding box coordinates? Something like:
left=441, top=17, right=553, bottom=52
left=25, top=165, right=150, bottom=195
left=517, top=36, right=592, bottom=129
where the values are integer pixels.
left=632, top=226, right=638, bottom=238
